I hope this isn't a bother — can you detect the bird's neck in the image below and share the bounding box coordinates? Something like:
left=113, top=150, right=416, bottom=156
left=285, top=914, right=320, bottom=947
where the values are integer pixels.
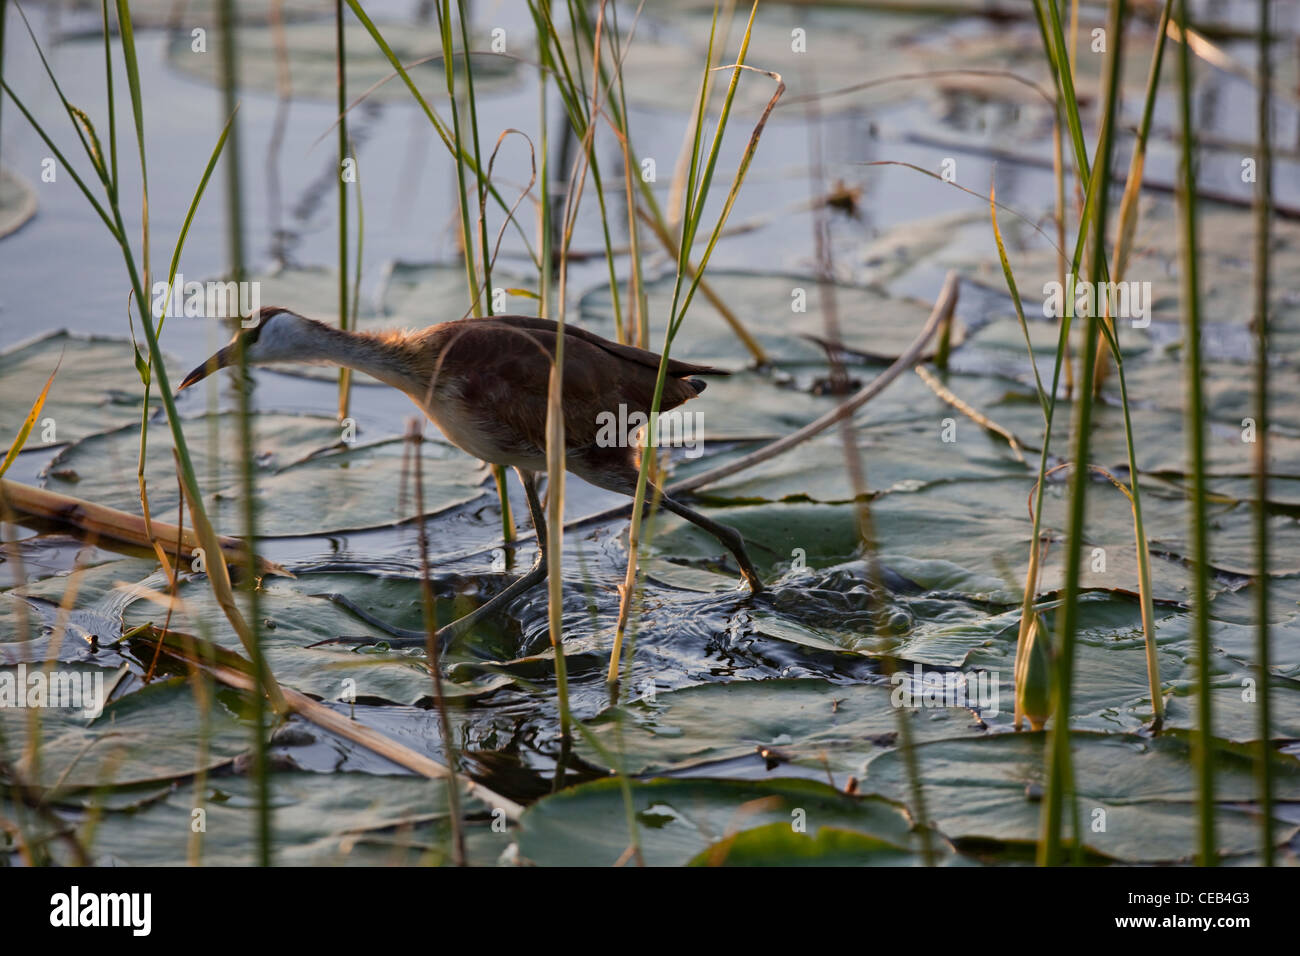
left=298, top=324, right=426, bottom=394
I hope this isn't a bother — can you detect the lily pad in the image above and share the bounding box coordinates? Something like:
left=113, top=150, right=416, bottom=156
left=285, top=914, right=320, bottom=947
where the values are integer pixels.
left=646, top=502, right=863, bottom=589
left=1160, top=675, right=1300, bottom=743
left=953, top=199, right=1300, bottom=352
left=577, top=678, right=986, bottom=777
left=681, top=418, right=1029, bottom=505
left=14, top=770, right=511, bottom=866
left=606, top=5, right=955, bottom=118
left=42, top=412, right=489, bottom=536
left=645, top=477, right=1229, bottom=605
left=0, top=670, right=251, bottom=790
left=863, top=730, right=1300, bottom=862
left=2, top=556, right=165, bottom=658
left=579, top=270, right=955, bottom=369
left=0, top=332, right=170, bottom=447
left=517, top=776, right=938, bottom=866
left=377, top=260, right=539, bottom=326
left=687, top=820, right=924, bottom=866
left=54, top=0, right=323, bottom=31
left=167, top=22, right=521, bottom=102
left=0, top=168, right=37, bottom=240
left=120, top=571, right=514, bottom=707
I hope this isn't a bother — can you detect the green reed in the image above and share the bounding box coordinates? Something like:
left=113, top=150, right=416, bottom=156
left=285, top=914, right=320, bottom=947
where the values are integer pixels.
left=1013, top=1, right=1173, bottom=750
left=609, top=2, right=781, bottom=683
left=3, top=0, right=285, bottom=863
left=217, top=0, right=273, bottom=867
left=1174, top=0, right=1214, bottom=865
left=1251, top=0, right=1274, bottom=867
left=1036, top=0, right=1126, bottom=865
left=336, top=0, right=352, bottom=421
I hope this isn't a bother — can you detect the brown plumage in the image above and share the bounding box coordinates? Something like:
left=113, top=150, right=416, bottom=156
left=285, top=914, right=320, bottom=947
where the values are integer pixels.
left=178, top=308, right=763, bottom=650
left=396, top=315, right=719, bottom=494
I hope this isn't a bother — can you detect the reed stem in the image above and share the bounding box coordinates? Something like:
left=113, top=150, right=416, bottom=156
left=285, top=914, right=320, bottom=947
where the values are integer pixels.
left=1251, top=0, right=1273, bottom=866
left=217, top=0, right=272, bottom=867
left=1174, top=0, right=1216, bottom=865
left=1041, top=0, right=1127, bottom=866
left=336, top=0, right=352, bottom=421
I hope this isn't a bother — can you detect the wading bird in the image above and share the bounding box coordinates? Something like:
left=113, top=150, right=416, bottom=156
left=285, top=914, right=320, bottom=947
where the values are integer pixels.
left=178, top=308, right=764, bottom=650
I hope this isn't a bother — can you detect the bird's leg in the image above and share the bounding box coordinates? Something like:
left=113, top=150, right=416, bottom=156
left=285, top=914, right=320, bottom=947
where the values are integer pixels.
left=309, top=592, right=429, bottom=645
left=316, top=469, right=549, bottom=652
left=422, top=468, right=549, bottom=651
left=517, top=467, right=549, bottom=563
left=651, top=487, right=765, bottom=593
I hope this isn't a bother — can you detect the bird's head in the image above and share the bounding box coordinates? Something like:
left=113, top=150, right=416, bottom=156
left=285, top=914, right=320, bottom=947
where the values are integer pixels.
left=177, top=307, right=320, bottom=391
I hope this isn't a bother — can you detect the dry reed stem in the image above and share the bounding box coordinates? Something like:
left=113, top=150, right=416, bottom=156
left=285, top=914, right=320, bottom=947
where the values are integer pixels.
left=0, top=479, right=289, bottom=577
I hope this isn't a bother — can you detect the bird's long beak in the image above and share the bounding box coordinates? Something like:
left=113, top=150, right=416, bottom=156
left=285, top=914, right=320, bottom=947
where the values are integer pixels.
left=177, top=343, right=237, bottom=392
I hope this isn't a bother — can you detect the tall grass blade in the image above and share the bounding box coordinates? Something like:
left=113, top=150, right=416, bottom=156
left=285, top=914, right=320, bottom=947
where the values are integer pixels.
left=1040, top=0, right=1127, bottom=866
left=0, top=360, right=59, bottom=479
left=336, top=0, right=352, bottom=421
left=0, top=0, right=6, bottom=161
left=408, top=424, right=466, bottom=865
left=1252, top=0, right=1274, bottom=867
left=1174, top=0, right=1215, bottom=865
left=608, top=2, right=776, bottom=682
left=343, top=0, right=537, bottom=264
left=215, top=0, right=272, bottom=867
left=1092, top=0, right=1172, bottom=394
left=9, top=0, right=284, bottom=730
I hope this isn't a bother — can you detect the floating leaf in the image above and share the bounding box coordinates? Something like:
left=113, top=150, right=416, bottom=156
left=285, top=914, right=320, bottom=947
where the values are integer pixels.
left=688, top=820, right=921, bottom=866
left=13, top=770, right=510, bottom=866
left=863, top=731, right=1300, bottom=862
left=580, top=270, right=954, bottom=369
left=121, top=571, right=514, bottom=706
left=0, top=332, right=168, bottom=447
left=578, top=678, right=986, bottom=777
left=44, top=413, right=489, bottom=536
left=167, top=22, right=521, bottom=102
left=0, top=670, right=250, bottom=790
left=518, top=776, right=938, bottom=866
left=0, top=168, right=37, bottom=240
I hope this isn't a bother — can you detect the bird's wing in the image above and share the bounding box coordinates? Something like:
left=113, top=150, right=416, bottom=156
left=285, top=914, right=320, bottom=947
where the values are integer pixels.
left=479, top=314, right=728, bottom=379
left=433, top=319, right=704, bottom=454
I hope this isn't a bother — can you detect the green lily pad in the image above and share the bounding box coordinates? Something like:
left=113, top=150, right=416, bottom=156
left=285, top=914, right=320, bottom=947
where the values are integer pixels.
left=167, top=22, right=521, bottom=102
left=377, top=260, right=539, bottom=325
left=685, top=419, right=1029, bottom=506
left=0, top=332, right=170, bottom=447
left=14, top=770, right=511, bottom=866
left=578, top=678, right=986, bottom=777
left=653, top=478, right=1223, bottom=605
left=606, top=5, right=952, bottom=117
left=953, top=199, right=1300, bottom=350
left=863, top=731, right=1300, bottom=862
left=1198, top=610, right=1300, bottom=680
left=42, top=412, right=489, bottom=536
left=0, top=670, right=251, bottom=790
left=2, top=556, right=165, bottom=655
left=646, top=502, right=862, bottom=590
left=120, top=571, right=513, bottom=706
left=1122, top=360, right=1300, bottom=430
left=580, top=270, right=954, bottom=369
left=55, top=0, right=323, bottom=31
left=1160, top=675, right=1300, bottom=743
left=517, top=776, right=939, bottom=866
left=687, top=820, right=924, bottom=866
left=0, top=168, right=37, bottom=240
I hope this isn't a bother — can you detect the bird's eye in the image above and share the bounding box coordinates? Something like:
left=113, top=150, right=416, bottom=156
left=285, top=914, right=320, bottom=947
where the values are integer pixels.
left=242, top=309, right=279, bottom=344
